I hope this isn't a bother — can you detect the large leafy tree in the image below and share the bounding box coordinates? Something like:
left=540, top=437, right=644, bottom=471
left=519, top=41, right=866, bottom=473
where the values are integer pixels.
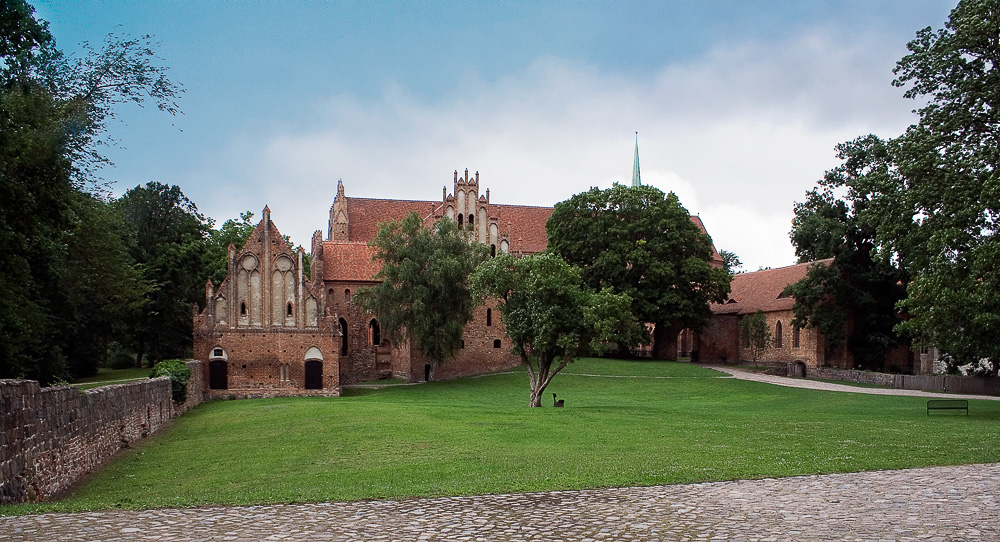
left=546, top=184, right=731, bottom=359
left=472, top=253, right=637, bottom=407
left=114, top=182, right=209, bottom=366
left=786, top=136, right=908, bottom=371
left=356, top=212, right=488, bottom=380
left=882, top=0, right=1000, bottom=370
left=739, top=310, right=772, bottom=367
left=0, top=1, right=180, bottom=383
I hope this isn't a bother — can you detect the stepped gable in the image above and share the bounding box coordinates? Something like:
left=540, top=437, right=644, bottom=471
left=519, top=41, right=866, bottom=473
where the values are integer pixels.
left=713, top=259, right=833, bottom=315
left=490, top=203, right=553, bottom=255
left=323, top=242, right=380, bottom=282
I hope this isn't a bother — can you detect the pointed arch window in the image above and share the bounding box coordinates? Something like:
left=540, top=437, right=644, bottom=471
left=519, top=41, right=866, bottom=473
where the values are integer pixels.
left=338, top=318, right=349, bottom=356
left=286, top=302, right=293, bottom=316
left=775, top=321, right=783, bottom=348
left=369, top=319, right=381, bottom=345
left=458, top=214, right=464, bottom=227
left=793, top=325, right=801, bottom=348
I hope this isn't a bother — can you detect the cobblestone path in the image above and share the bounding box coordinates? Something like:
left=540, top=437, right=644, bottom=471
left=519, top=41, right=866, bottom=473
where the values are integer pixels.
left=3, top=463, right=998, bottom=541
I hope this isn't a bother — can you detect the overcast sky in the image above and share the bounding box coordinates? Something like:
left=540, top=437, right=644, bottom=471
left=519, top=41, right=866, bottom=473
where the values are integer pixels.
left=33, top=1, right=956, bottom=271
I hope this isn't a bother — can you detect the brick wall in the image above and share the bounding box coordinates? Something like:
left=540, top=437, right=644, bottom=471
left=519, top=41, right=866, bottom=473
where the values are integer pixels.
left=0, top=360, right=205, bottom=505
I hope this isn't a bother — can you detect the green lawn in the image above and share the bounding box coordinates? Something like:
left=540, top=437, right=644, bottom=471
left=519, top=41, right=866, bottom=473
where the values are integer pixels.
left=72, top=367, right=151, bottom=390
left=5, top=358, right=999, bottom=514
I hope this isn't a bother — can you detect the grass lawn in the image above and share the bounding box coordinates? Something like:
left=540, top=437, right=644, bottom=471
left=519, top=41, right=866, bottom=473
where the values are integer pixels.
left=4, top=357, right=999, bottom=514
left=72, top=367, right=151, bottom=390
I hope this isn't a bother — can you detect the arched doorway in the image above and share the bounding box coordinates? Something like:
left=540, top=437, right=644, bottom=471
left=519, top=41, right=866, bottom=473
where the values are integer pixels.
left=304, top=360, right=323, bottom=389
left=209, top=360, right=228, bottom=390
left=369, top=318, right=381, bottom=345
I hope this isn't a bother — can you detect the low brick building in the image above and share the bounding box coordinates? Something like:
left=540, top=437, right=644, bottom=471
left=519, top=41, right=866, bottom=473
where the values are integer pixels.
left=698, top=260, right=916, bottom=372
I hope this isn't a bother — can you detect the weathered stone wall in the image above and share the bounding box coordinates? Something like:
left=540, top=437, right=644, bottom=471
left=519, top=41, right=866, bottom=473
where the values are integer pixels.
left=177, top=359, right=205, bottom=413
left=800, top=366, right=1000, bottom=396
left=0, top=376, right=182, bottom=504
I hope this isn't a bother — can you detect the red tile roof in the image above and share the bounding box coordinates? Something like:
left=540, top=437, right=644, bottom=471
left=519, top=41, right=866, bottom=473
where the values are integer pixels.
left=490, top=204, right=552, bottom=254
left=345, top=198, right=438, bottom=243
left=322, top=242, right=381, bottom=282
left=712, top=259, right=832, bottom=315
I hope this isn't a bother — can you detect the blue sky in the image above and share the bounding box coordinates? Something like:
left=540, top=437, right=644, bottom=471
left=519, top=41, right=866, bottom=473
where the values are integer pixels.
left=33, top=1, right=956, bottom=271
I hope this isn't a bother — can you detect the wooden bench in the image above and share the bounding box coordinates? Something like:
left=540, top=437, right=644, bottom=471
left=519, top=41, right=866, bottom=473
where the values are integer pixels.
left=927, top=399, right=968, bottom=415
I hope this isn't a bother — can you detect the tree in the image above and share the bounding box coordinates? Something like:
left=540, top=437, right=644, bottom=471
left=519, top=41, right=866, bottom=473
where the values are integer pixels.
left=546, top=184, right=731, bottom=359
left=880, top=0, right=1000, bottom=370
left=738, top=310, right=772, bottom=367
left=114, top=182, right=209, bottom=366
left=0, top=1, right=181, bottom=383
left=720, top=250, right=742, bottom=275
left=355, top=212, right=487, bottom=380
left=471, top=253, right=638, bottom=407
left=786, top=136, right=908, bottom=371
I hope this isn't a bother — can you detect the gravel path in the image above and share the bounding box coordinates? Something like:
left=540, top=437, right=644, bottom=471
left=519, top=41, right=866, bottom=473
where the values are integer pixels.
left=3, top=463, right=998, bottom=541
left=704, top=364, right=1000, bottom=401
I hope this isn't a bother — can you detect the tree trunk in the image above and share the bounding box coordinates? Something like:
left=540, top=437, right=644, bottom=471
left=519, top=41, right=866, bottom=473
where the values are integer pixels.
left=529, top=388, right=543, bottom=407
left=653, top=322, right=680, bottom=360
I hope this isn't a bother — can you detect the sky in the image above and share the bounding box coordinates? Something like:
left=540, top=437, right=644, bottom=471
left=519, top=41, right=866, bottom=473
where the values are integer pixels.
left=32, top=1, right=957, bottom=272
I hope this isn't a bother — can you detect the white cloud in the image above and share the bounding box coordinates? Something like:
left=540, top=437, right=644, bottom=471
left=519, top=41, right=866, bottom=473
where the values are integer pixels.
left=196, top=27, right=918, bottom=271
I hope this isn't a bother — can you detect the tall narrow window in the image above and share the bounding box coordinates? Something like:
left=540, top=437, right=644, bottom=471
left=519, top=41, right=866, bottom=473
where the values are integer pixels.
left=338, top=318, right=349, bottom=356
left=793, top=326, right=800, bottom=348
left=240, top=302, right=247, bottom=316
left=458, top=214, right=463, bottom=227
left=345, top=289, right=352, bottom=303
left=775, top=321, right=783, bottom=348
left=486, top=308, right=492, bottom=326
left=286, top=302, right=293, bottom=316
left=490, top=245, right=496, bottom=258
left=468, top=214, right=474, bottom=227
left=369, top=319, right=381, bottom=345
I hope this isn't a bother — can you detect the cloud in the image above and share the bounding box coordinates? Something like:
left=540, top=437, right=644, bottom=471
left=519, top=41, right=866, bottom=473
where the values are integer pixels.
left=197, top=27, right=918, bottom=271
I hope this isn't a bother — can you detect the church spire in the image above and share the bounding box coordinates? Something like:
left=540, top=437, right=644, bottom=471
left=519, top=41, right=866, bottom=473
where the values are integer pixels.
left=631, top=132, right=641, bottom=187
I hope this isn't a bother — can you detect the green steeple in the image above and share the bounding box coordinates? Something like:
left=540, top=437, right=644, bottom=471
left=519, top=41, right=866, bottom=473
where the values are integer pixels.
left=631, top=132, right=641, bottom=187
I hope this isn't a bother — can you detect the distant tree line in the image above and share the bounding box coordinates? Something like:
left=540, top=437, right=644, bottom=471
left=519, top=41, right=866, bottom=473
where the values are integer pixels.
left=0, top=2, right=280, bottom=384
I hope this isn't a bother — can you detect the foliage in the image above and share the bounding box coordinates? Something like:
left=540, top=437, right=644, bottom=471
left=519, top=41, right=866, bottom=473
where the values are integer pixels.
left=546, top=184, right=731, bottom=359
left=786, top=136, right=908, bottom=370
left=879, top=0, right=1000, bottom=370
left=6, top=358, right=1000, bottom=514
left=149, top=358, right=190, bottom=403
left=719, top=249, right=742, bottom=275
left=355, top=212, right=487, bottom=379
left=113, top=182, right=209, bottom=366
left=794, top=1, right=1000, bottom=372
left=471, top=253, right=638, bottom=406
left=0, top=2, right=179, bottom=384
left=738, top=310, right=772, bottom=367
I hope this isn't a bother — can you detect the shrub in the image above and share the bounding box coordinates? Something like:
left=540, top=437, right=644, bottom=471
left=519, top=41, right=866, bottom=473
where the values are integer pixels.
left=150, top=359, right=191, bottom=403
left=110, top=352, right=135, bottom=370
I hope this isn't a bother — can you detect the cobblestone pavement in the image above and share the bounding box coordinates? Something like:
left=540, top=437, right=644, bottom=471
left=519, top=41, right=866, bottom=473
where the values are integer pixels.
left=704, top=365, right=1000, bottom=401
left=3, top=463, right=999, bottom=541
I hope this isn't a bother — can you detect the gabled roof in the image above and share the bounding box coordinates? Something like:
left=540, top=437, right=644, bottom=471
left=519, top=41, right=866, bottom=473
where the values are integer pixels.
left=322, top=242, right=380, bottom=282
left=712, top=259, right=833, bottom=315
left=689, top=215, right=722, bottom=263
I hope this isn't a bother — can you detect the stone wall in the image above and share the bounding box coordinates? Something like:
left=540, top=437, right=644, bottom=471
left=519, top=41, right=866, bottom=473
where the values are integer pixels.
left=799, top=366, right=1000, bottom=396
left=0, top=361, right=205, bottom=505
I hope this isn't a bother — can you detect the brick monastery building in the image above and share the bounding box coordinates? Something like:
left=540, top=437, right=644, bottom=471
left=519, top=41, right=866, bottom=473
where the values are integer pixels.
left=193, top=169, right=916, bottom=398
